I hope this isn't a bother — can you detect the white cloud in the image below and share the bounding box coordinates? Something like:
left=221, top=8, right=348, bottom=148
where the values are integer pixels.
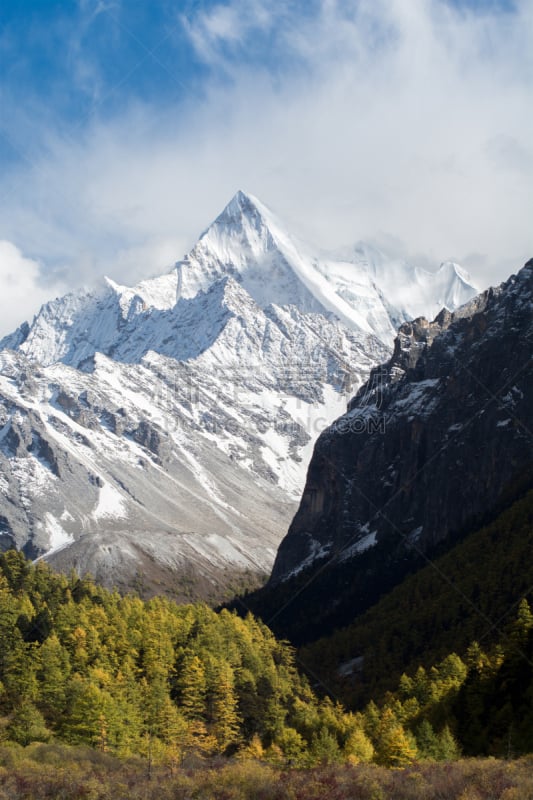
left=0, top=0, right=531, bottom=327
left=0, top=242, right=65, bottom=337
left=181, top=0, right=275, bottom=65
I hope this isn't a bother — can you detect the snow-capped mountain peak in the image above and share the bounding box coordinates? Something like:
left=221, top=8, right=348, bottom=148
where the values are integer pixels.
left=0, top=190, right=481, bottom=599
left=209, top=188, right=265, bottom=228
left=434, top=260, right=475, bottom=295
left=179, top=189, right=323, bottom=314
left=181, top=193, right=394, bottom=343
left=2, top=191, right=478, bottom=370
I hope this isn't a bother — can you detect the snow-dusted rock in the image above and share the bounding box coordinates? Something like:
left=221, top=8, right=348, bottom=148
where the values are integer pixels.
left=0, top=191, right=479, bottom=600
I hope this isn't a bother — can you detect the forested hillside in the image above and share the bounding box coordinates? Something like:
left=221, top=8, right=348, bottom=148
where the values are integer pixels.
left=299, top=489, right=533, bottom=711
left=0, top=551, right=375, bottom=767
left=2, top=501, right=533, bottom=773
left=348, top=595, right=533, bottom=761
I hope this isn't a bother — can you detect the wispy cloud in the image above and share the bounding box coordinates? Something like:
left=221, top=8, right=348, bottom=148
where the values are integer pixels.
left=0, top=0, right=531, bottom=331
left=0, top=243, right=65, bottom=336
left=182, top=0, right=278, bottom=63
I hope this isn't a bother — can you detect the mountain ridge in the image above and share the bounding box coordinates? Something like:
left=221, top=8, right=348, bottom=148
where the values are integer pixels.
left=1, top=190, right=479, bottom=362
left=243, top=260, right=532, bottom=642
left=0, top=191, right=481, bottom=599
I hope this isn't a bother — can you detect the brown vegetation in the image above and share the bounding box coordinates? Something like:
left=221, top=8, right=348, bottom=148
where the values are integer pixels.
left=1, top=744, right=533, bottom=800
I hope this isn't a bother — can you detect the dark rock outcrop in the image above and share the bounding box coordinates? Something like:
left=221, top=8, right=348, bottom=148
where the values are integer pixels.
left=258, top=262, right=533, bottom=642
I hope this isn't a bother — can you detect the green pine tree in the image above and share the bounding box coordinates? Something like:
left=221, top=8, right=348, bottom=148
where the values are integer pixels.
left=7, top=699, right=51, bottom=746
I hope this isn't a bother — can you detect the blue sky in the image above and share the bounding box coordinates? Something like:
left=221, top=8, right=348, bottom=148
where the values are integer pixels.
left=0, top=0, right=531, bottom=333
left=0, top=0, right=322, bottom=166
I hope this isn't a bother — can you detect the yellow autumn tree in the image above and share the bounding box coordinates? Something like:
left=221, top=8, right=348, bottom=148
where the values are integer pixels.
left=375, top=707, right=417, bottom=767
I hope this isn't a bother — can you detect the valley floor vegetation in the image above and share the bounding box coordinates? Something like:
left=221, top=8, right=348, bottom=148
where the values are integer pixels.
left=1, top=743, right=533, bottom=800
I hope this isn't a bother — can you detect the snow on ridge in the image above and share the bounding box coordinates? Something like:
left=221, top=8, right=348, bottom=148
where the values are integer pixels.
left=106, top=271, right=180, bottom=316
left=178, top=192, right=398, bottom=344
left=1, top=190, right=479, bottom=367
left=347, top=241, right=479, bottom=323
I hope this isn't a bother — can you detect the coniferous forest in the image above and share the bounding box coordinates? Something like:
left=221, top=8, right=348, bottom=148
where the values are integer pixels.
left=1, top=548, right=533, bottom=798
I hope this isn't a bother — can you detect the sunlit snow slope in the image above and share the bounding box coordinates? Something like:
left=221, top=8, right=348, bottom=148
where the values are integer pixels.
left=0, top=191, right=478, bottom=600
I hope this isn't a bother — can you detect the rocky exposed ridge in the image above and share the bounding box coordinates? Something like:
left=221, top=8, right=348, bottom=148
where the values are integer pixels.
left=262, top=261, right=532, bottom=639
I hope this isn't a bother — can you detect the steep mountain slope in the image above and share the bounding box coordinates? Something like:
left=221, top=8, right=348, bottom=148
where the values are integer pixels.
left=0, top=191, right=479, bottom=599
left=246, top=260, right=533, bottom=642
left=299, top=488, right=533, bottom=709
left=0, top=282, right=383, bottom=599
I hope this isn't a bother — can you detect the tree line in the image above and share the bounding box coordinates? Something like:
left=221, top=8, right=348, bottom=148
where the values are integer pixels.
left=1, top=545, right=532, bottom=767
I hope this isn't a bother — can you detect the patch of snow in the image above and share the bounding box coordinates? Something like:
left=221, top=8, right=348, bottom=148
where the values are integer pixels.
left=340, top=530, right=378, bottom=561
left=448, top=423, right=463, bottom=432
left=11, top=454, right=54, bottom=498
left=354, top=530, right=378, bottom=553
left=408, top=525, right=423, bottom=544
left=392, top=379, right=441, bottom=417
left=285, top=538, right=331, bottom=580
left=93, top=482, right=127, bottom=520
left=43, top=513, right=74, bottom=555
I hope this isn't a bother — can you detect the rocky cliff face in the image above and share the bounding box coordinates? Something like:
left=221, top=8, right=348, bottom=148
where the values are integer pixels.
left=260, top=262, right=533, bottom=641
